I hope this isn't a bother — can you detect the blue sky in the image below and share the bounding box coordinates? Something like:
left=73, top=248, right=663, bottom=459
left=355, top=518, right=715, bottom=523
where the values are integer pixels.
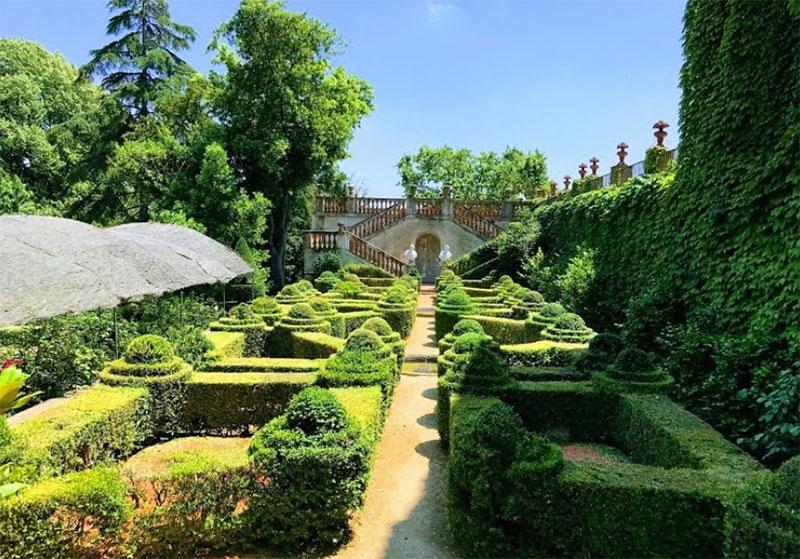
left=0, top=0, right=686, bottom=197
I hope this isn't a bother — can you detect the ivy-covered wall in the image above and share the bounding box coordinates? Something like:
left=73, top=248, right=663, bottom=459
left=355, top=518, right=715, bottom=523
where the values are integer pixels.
left=523, top=0, right=799, bottom=463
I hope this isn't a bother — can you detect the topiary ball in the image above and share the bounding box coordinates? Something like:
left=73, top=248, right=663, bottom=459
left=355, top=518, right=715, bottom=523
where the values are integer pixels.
left=452, top=332, right=490, bottom=354
left=540, top=302, right=566, bottom=318
left=296, top=279, right=315, bottom=292
left=309, top=297, right=335, bottom=315
left=361, top=317, right=394, bottom=337
left=288, top=303, right=318, bottom=320
left=285, top=387, right=349, bottom=435
left=344, top=328, right=388, bottom=354
left=384, top=290, right=410, bottom=306
left=123, top=335, right=175, bottom=364
left=588, top=332, right=624, bottom=356
left=440, top=289, right=473, bottom=310
left=278, top=284, right=302, bottom=296
left=229, top=303, right=256, bottom=320
left=613, top=348, right=654, bottom=374
left=523, top=291, right=544, bottom=304
left=496, top=275, right=513, bottom=285
left=452, top=319, right=484, bottom=337
left=314, top=270, right=339, bottom=293
left=553, top=313, right=586, bottom=330
left=447, top=342, right=512, bottom=393
left=251, top=296, right=280, bottom=315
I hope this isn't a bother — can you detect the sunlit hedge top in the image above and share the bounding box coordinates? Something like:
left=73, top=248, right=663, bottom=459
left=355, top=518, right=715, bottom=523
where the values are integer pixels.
left=541, top=313, right=595, bottom=344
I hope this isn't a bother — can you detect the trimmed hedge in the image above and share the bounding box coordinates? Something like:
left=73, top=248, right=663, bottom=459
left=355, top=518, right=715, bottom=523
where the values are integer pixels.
left=593, top=348, right=674, bottom=395
left=247, top=385, right=384, bottom=551
left=290, top=331, right=345, bottom=359
left=339, top=310, right=378, bottom=335
left=123, top=437, right=256, bottom=557
left=541, top=312, right=596, bottom=343
left=0, top=467, right=129, bottom=559
left=208, top=307, right=269, bottom=357
left=205, top=331, right=245, bottom=360
left=435, top=289, right=475, bottom=340
left=200, top=357, right=323, bottom=373
left=310, top=297, right=345, bottom=337
left=269, top=304, right=332, bottom=357
left=500, top=339, right=589, bottom=368
left=377, top=291, right=416, bottom=338
left=9, top=384, right=151, bottom=481
left=464, top=314, right=538, bottom=345
left=251, top=296, right=283, bottom=325
left=183, top=372, right=315, bottom=434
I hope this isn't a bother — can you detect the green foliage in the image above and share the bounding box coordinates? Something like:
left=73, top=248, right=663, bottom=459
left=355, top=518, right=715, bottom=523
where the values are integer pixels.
left=285, top=387, right=350, bottom=435
left=122, top=335, right=175, bottom=364
left=468, top=315, right=536, bottom=345
left=452, top=319, right=484, bottom=337
left=447, top=396, right=562, bottom=557
left=334, top=279, right=365, bottom=299
left=444, top=336, right=514, bottom=396
left=500, top=340, right=588, bottom=368
left=541, top=312, right=596, bottom=344
left=553, top=246, right=596, bottom=312
left=344, top=262, right=393, bottom=278
left=397, top=145, right=548, bottom=200
left=314, top=270, right=339, bottom=293
left=289, top=331, right=344, bottom=359
left=236, top=237, right=269, bottom=296
left=171, top=326, right=213, bottom=368
left=250, top=296, right=282, bottom=325
left=313, top=251, right=342, bottom=277
left=0, top=467, right=129, bottom=559
left=211, top=0, right=373, bottom=287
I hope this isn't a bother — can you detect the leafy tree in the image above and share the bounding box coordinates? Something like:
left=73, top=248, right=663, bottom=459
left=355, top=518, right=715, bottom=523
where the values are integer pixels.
left=82, top=0, right=196, bottom=118
left=0, top=39, right=105, bottom=207
left=397, top=145, right=548, bottom=199
left=210, top=0, right=373, bottom=287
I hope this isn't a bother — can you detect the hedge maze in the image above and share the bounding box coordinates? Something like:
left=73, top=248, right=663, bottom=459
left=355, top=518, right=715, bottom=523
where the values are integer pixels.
left=0, top=264, right=420, bottom=558
left=435, top=270, right=799, bottom=558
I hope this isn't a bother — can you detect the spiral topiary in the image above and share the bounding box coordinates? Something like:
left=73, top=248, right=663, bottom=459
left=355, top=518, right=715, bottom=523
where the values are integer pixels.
left=285, top=387, right=350, bottom=435
left=251, top=296, right=282, bottom=325
left=592, top=347, right=673, bottom=394
left=541, top=313, right=596, bottom=343
left=511, top=290, right=545, bottom=318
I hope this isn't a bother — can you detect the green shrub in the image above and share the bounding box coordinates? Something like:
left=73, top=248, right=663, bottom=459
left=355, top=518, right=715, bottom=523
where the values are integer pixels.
left=343, top=328, right=392, bottom=358
left=340, top=310, right=379, bottom=335
left=290, top=332, right=344, bottom=359
left=439, top=319, right=485, bottom=353
left=377, top=292, right=415, bottom=338
left=268, top=304, right=332, bottom=357
left=525, top=302, right=566, bottom=336
left=593, top=348, right=673, bottom=394
left=8, top=385, right=151, bottom=481
left=200, top=357, right=322, bottom=373
left=309, top=297, right=344, bottom=337
left=500, top=340, right=589, bottom=368
left=316, top=352, right=396, bottom=396
left=541, top=312, right=596, bottom=343
left=575, top=332, right=623, bottom=373
left=334, top=279, right=365, bottom=299
left=312, top=250, right=341, bottom=276
left=511, top=289, right=545, bottom=318
left=123, top=335, right=175, bottom=364
left=435, top=289, right=475, bottom=339
left=360, top=317, right=405, bottom=366
left=345, top=262, right=393, bottom=278
left=124, top=437, right=255, bottom=558
left=247, top=386, right=383, bottom=550
left=171, top=326, right=213, bottom=368
left=0, top=467, right=129, bottom=559
left=314, top=270, right=339, bottom=293
left=443, top=338, right=515, bottom=396
left=275, top=283, right=308, bottom=304
left=250, top=296, right=282, bottom=325
left=447, top=396, right=562, bottom=557
left=208, top=308, right=268, bottom=358
left=285, top=387, right=350, bottom=435
left=467, top=315, right=537, bottom=345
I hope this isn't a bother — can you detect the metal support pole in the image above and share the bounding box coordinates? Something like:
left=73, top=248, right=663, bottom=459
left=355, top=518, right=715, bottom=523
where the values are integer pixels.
left=113, top=308, right=119, bottom=359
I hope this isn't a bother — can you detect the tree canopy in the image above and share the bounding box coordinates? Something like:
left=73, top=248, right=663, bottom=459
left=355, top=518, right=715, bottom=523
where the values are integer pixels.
left=397, top=145, right=548, bottom=200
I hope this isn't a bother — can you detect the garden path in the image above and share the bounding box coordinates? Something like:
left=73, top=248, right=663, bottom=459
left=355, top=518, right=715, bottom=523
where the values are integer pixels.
left=331, top=284, right=456, bottom=559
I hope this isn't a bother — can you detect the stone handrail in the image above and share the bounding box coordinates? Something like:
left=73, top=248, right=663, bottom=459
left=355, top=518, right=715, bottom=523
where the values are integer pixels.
left=460, top=201, right=503, bottom=219
left=305, top=230, right=338, bottom=250
left=349, top=202, right=406, bottom=238
left=354, top=197, right=406, bottom=214
left=416, top=199, right=443, bottom=217
left=319, top=197, right=348, bottom=213
left=347, top=233, right=406, bottom=276
left=453, top=202, right=502, bottom=239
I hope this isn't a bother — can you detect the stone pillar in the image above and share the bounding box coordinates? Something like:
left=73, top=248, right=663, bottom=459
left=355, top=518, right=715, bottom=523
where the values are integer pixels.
left=644, top=120, right=674, bottom=174
left=501, top=199, right=514, bottom=220
left=336, top=223, right=350, bottom=251
left=578, top=163, right=588, bottom=179
left=406, top=196, right=417, bottom=217
left=611, top=142, right=632, bottom=185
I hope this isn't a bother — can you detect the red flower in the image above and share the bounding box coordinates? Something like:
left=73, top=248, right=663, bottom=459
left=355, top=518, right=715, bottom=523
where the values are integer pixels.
left=1, top=359, right=22, bottom=370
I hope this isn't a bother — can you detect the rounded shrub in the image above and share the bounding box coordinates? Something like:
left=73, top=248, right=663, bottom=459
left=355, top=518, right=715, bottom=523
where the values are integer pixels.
left=335, top=280, right=364, bottom=299
left=614, top=348, right=653, bottom=374
left=171, top=326, right=213, bottom=367
left=593, top=347, right=673, bottom=394
left=251, top=296, right=282, bottom=325
left=123, top=335, right=175, bottom=364
left=377, top=288, right=416, bottom=338
left=309, top=298, right=336, bottom=316
left=511, top=290, right=545, bottom=319
left=589, top=332, right=624, bottom=356
left=229, top=304, right=255, bottom=320
left=541, top=313, right=596, bottom=344
left=360, top=317, right=394, bottom=337
left=526, top=302, right=566, bottom=334
left=288, top=303, right=317, bottom=321
left=314, top=270, right=339, bottom=293
left=453, top=319, right=484, bottom=337
left=296, top=279, right=316, bottom=293
left=285, top=387, right=349, bottom=435
left=452, top=332, right=491, bottom=355
left=444, top=339, right=514, bottom=394
left=344, top=328, right=391, bottom=358
left=275, top=283, right=307, bottom=304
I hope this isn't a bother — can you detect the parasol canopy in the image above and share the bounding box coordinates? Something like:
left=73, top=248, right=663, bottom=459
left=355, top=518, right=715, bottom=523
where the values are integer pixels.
left=0, top=215, right=251, bottom=327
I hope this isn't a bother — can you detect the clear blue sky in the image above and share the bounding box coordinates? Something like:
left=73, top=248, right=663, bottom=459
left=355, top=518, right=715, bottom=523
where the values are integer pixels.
left=0, top=0, right=686, bottom=197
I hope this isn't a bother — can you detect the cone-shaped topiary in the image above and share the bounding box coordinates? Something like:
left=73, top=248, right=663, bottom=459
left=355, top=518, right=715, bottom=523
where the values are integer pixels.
left=275, top=283, right=308, bottom=304
left=541, top=313, right=596, bottom=343
left=443, top=337, right=515, bottom=395
left=435, top=288, right=476, bottom=340
left=285, top=386, right=350, bottom=435
left=251, top=296, right=282, bottom=325
left=593, top=347, right=673, bottom=394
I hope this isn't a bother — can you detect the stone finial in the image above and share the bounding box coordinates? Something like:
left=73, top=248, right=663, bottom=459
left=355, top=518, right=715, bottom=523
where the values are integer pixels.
left=549, top=180, right=557, bottom=196
left=589, top=157, right=600, bottom=175
left=578, top=163, right=588, bottom=179
left=337, top=222, right=347, bottom=233
left=653, top=120, right=669, bottom=146
left=564, top=175, right=572, bottom=190
left=503, top=186, right=513, bottom=200
left=347, top=184, right=355, bottom=197
left=442, top=184, right=451, bottom=199
left=616, top=142, right=629, bottom=164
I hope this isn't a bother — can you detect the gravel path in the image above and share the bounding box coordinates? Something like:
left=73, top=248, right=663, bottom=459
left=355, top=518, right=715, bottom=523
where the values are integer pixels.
left=332, top=285, right=455, bottom=559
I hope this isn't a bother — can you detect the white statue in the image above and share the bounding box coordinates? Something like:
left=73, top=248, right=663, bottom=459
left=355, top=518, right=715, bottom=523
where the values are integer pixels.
left=403, top=243, right=418, bottom=266
left=438, top=244, right=452, bottom=263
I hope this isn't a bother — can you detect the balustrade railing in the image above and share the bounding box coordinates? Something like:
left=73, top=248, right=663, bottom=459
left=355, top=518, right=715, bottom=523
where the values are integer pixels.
left=416, top=199, right=443, bottom=217
left=461, top=201, right=502, bottom=219
left=349, top=202, right=405, bottom=238
left=305, top=230, right=338, bottom=250
left=453, top=202, right=502, bottom=239
left=319, top=197, right=347, bottom=213
left=354, top=197, right=405, bottom=214
left=347, top=233, right=406, bottom=276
